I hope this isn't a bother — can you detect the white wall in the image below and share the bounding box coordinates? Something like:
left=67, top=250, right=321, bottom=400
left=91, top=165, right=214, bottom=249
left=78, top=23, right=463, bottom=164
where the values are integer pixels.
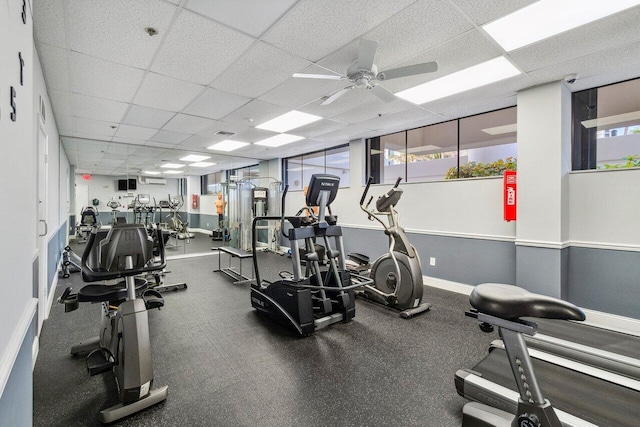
left=0, top=0, right=36, bottom=397
left=569, top=169, right=640, bottom=248
left=285, top=139, right=515, bottom=241
left=74, top=174, right=179, bottom=213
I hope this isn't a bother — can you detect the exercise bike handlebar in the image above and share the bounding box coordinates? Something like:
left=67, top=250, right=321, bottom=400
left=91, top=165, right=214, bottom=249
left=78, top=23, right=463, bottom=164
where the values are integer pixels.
left=394, top=176, right=402, bottom=188
left=81, top=224, right=167, bottom=279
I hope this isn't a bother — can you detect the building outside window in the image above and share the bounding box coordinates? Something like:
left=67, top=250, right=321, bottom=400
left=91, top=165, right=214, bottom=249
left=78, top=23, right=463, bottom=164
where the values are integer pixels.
left=283, top=144, right=350, bottom=190
left=572, top=77, right=640, bottom=170
left=367, top=107, right=517, bottom=183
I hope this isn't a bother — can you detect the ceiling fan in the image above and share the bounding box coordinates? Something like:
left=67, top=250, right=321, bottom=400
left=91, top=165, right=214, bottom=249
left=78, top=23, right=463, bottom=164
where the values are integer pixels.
left=293, top=39, right=438, bottom=106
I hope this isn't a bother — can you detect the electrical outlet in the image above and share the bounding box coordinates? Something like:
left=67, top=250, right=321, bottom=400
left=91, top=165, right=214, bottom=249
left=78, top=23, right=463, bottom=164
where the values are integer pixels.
left=429, top=257, right=436, bottom=267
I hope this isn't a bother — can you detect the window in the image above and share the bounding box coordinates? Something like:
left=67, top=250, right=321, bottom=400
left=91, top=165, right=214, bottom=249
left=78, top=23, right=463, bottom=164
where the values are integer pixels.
left=283, top=145, right=350, bottom=189
left=572, top=77, right=640, bottom=170
left=367, top=107, right=517, bottom=183
left=202, top=172, right=223, bottom=195
left=407, top=121, right=458, bottom=182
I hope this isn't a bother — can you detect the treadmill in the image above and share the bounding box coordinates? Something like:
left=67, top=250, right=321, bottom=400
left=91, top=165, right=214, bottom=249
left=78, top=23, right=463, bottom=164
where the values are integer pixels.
left=455, top=284, right=640, bottom=427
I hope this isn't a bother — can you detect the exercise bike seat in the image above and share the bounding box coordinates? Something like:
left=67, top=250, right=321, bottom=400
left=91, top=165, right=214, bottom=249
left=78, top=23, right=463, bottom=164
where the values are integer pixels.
left=77, top=277, right=148, bottom=302
left=470, top=283, right=585, bottom=321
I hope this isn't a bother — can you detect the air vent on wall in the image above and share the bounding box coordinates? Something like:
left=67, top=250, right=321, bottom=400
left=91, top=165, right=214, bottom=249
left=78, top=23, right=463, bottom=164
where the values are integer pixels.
left=215, top=131, right=235, bottom=136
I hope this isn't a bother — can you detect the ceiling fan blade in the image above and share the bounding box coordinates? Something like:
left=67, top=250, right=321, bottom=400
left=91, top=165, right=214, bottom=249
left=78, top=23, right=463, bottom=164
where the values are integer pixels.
left=356, top=39, right=378, bottom=71
left=377, top=61, right=438, bottom=80
left=368, top=85, right=396, bottom=103
left=321, top=86, right=354, bottom=105
left=292, top=73, right=344, bottom=80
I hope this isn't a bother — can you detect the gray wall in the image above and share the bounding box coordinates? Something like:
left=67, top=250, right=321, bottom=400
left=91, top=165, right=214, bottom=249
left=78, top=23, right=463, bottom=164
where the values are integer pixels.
left=568, top=247, right=640, bottom=319
left=342, top=227, right=517, bottom=286
left=0, top=319, right=34, bottom=427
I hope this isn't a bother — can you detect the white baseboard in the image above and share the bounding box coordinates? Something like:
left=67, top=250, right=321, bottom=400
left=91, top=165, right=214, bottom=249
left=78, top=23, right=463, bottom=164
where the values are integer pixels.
left=32, top=336, right=39, bottom=370
left=423, top=275, right=474, bottom=295
left=423, top=276, right=640, bottom=335
left=46, top=259, right=61, bottom=320
left=0, top=299, right=38, bottom=397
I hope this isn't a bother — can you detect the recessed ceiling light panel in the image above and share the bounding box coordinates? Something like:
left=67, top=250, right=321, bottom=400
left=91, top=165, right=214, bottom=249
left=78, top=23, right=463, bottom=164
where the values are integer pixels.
left=395, top=57, right=520, bottom=105
left=163, top=170, right=182, bottom=174
left=256, top=111, right=322, bottom=133
left=207, top=140, right=249, bottom=152
left=143, top=170, right=161, bottom=175
left=180, top=154, right=211, bottom=162
left=483, top=0, right=640, bottom=52
left=254, top=134, right=304, bottom=147
left=190, top=162, right=216, bottom=167
left=161, top=163, right=185, bottom=168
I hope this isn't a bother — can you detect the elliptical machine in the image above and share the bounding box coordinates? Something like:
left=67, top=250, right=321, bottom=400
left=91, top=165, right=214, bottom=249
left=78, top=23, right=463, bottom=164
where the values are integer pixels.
left=75, top=206, right=98, bottom=242
left=250, top=174, right=371, bottom=336
left=107, top=198, right=125, bottom=225
left=58, top=223, right=168, bottom=423
left=354, top=177, right=430, bottom=318
left=165, top=195, right=195, bottom=240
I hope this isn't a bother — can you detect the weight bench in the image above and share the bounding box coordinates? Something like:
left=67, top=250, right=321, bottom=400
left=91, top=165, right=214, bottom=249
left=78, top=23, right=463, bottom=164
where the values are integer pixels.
left=214, top=246, right=254, bottom=285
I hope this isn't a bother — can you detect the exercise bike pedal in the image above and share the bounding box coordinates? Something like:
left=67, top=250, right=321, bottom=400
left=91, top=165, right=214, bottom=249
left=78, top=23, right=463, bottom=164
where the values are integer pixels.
left=142, top=289, right=165, bottom=310
left=86, top=349, right=114, bottom=376
left=58, top=287, right=79, bottom=312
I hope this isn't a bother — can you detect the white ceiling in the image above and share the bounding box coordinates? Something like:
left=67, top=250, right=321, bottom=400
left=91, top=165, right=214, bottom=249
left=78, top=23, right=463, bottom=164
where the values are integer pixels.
left=33, top=0, right=640, bottom=176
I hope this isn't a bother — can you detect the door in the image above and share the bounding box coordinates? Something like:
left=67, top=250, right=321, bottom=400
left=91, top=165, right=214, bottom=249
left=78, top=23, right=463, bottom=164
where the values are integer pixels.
left=36, top=124, right=48, bottom=333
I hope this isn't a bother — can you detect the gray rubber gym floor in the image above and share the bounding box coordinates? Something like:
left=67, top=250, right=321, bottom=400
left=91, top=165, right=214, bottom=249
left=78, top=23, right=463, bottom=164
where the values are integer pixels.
left=34, top=252, right=497, bottom=426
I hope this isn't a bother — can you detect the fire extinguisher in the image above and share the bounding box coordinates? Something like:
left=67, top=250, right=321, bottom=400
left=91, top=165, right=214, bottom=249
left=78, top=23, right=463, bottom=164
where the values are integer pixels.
left=191, top=194, right=199, bottom=209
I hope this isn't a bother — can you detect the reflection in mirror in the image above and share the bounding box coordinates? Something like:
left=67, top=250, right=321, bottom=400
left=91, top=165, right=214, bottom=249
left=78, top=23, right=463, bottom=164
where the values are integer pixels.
left=65, top=137, right=262, bottom=257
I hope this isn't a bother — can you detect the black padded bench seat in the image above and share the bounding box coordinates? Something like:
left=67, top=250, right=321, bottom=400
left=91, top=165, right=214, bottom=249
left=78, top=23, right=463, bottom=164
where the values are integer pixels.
left=214, top=246, right=254, bottom=285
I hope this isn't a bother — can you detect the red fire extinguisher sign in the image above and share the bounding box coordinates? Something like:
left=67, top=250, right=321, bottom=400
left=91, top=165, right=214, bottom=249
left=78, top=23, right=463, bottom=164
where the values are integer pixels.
left=503, top=170, right=516, bottom=221
left=191, top=194, right=199, bottom=209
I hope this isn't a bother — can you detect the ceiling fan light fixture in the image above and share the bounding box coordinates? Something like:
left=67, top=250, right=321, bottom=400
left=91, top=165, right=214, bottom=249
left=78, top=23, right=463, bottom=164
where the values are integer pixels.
left=256, top=111, right=322, bottom=133
left=395, top=56, right=520, bottom=105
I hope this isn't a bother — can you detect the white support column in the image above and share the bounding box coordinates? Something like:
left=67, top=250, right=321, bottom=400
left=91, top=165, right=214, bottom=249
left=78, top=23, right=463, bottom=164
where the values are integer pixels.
left=515, top=81, right=572, bottom=297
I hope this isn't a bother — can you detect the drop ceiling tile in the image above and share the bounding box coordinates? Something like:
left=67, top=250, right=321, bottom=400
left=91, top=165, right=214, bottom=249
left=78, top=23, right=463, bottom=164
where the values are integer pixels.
left=49, top=89, right=72, bottom=117
left=210, top=41, right=311, bottom=98
left=221, top=99, right=290, bottom=127
left=124, top=105, right=175, bottom=129
left=230, top=127, right=278, bottom=143
left=71, top=94, right=129, bottom=122
left=134, top=73, right=205, bottom=112
left=163, top=114, right=217, bottom=133
left=179, top=135, right=217, bottom=149
left=380, top=29, right=503, bottom=93
left=112, top=136, right=150, bottom=146
left=199, top=121, right=250, bottom=137
left=33, top=1, right=66, bottom=48
left=106, top=143, right=138, bottom=155
left=528, top=39, right=640, bottom=90
left=262, top=0, right=416, bottom=62
left=151, top=130, right=193, bottom=144
left=182, top=88, right=251, bottom=120
left=298, top=87, right=384, bottom=118
left=449, top=0, right=537, bottom=26
left=102, top=152, right=130, bottom=161
left=329, top=99, right=415, bottom=126
left=185, top=0, right=297, bottom=38
left=314, top=124, right=377, bottom=143
left=427, top=90, right=518, bottom=120
left=73, top=117, right=119, bottom=137
left=356, top=107, right=436, bottom=132
left=37, top=44, right=70, bottom=91
left=66, top=0, right=177, bottom=69
left=258, top=64, right=346, bottom=109
left=290, top=119, right=346, bottom=138
left=70, top=52, right=145, bottom=102
left=151, top=9, right=256, bottom=85
left=115, top=124, right=159, bottom=140
left=509, top=6, right=640, bottom=72
left=56, top=115, right=74, bottom=133
left=361, top=0, right=473, bottom=71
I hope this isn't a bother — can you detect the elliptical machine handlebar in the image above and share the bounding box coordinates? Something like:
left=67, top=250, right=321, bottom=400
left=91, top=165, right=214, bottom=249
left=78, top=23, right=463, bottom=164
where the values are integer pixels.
left=280, top=185, right=289, bottom=239
left=360, top=176, right=374, bottom=206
